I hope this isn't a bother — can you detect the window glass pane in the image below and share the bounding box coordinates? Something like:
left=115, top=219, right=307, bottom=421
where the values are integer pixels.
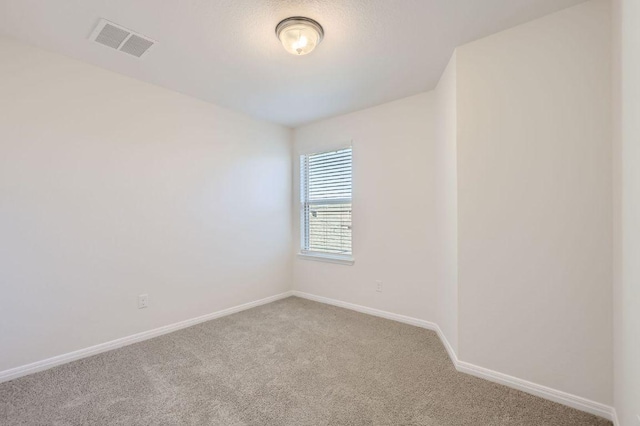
left=308, top=203, right=352, bottom=254
left=301, top=148, right=352, bottom=255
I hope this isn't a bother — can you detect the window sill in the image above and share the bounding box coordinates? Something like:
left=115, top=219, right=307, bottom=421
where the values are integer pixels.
left=297, top=252, right=355, bottom=266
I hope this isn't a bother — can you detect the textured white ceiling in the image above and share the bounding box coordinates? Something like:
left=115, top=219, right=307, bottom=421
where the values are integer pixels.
left=0, top=0, right=587, bottom=127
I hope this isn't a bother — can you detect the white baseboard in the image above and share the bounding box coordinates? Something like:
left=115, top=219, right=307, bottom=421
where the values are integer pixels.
left=455, top=360, right=614, bottom=421
left=292, top=290, right=439, bottom=330
left=0, top=291, right=293, bottom=384
left=610, top=409, right=620, bottom=426
left=292, top=290, right=616, bottom=422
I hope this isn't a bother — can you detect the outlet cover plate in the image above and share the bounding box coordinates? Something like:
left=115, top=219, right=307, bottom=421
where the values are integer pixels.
left=138, top=294, right=148, bottom=309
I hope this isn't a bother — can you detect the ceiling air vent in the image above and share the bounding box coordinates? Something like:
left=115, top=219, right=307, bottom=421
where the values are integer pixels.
left=90, top=19, right=155, bottom=58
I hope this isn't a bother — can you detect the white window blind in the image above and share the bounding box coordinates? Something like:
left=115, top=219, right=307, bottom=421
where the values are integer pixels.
left=300, top=147, right=352, bottom=256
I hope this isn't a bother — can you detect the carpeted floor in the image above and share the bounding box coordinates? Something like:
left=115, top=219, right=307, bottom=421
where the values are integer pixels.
left=0, top=297, right=611, bottom=425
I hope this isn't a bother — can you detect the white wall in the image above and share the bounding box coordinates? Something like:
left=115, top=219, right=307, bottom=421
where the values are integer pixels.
left=455, top=0, right=613, bottom=405
left=435, top=53, right=459, bottom=354
left=292, top=93, right=439, bottom=322
left=613, top=0, right=640, bottom=424
left=0, top=36, right=292, bottom=372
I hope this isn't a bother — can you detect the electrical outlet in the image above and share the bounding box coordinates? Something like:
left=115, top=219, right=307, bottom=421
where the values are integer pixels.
left=376, top=280, right=383, bottom=292
left=138, top=294, right=148, bottom=309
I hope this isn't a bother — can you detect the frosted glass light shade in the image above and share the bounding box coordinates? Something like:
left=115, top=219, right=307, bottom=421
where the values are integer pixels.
left=276, top=17, right=324, bottom=56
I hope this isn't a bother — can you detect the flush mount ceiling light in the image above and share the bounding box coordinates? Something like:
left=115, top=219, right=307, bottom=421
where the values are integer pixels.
left=276, top=17, right=324, bottom=56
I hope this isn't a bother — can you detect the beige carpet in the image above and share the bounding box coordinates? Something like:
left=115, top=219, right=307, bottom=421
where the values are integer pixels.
left=0, top=297, right=611, bottom=425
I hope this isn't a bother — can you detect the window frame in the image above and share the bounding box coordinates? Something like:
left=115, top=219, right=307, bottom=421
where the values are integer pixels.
left=298, top=146, right=354, bottom=265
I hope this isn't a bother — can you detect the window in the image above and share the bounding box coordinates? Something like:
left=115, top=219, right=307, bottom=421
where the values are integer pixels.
left=300, top=147, right=353, bottom=263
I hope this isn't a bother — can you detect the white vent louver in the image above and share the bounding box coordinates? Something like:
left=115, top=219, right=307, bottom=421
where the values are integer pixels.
left=90, top=19, right=155, bottom=58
